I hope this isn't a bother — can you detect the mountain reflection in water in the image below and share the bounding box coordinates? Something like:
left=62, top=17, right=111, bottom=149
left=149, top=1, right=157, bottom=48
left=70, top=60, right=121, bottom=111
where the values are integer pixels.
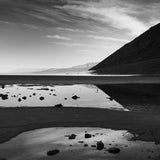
left=97, top=84, right=160, bottom=111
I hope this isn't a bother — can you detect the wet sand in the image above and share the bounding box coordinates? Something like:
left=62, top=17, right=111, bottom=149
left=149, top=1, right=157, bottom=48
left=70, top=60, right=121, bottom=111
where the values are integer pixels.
left=0, top=75, right=160, bottom=84
left=0, top=107, right=160, bottom=145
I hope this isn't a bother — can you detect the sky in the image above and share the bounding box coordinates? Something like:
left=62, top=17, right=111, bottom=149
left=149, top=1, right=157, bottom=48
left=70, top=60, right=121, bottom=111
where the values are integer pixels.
left=0, top=0, right=160, bottom=72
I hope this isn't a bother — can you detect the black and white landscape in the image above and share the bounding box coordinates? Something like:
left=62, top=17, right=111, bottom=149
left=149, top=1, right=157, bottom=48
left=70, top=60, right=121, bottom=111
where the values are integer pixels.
left=0, top=0, right=160, bottom=160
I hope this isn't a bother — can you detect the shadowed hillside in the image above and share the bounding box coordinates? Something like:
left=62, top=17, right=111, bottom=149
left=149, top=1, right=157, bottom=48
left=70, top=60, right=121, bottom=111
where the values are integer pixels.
left=90, top=23, right=160, bottom=74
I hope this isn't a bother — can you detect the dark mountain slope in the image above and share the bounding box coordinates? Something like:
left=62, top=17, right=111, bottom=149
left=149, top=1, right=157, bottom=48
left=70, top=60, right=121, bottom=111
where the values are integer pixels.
left=90, top=23, right=160, bottom=74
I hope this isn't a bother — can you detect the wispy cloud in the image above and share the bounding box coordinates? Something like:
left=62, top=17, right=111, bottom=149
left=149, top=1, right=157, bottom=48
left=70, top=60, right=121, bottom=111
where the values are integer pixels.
left=56, top=27, right=82, bottom=32
left=52, top=42, right=90, bottom=47
left=79, top=49, right=92, bottom=53
left=47, top=35, right=72, bottom=41
left=56, top=1, right=148, bottom=36
left=87, top=35, right=129, bottom=43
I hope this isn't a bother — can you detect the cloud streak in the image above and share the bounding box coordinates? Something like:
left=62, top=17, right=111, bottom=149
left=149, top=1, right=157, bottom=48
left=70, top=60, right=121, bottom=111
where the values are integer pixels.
left=87, top=35, right=129, bottom=43
left=56, top=1, right=148, bottom=36
left=47, top=35, right=72, bottom=41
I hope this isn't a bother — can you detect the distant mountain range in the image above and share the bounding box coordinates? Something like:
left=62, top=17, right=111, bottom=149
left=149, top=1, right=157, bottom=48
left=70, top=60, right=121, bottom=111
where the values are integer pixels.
left=90, top=23, right=160, bottom=74
left=34, top=62, right=98, bottom=74
left=9, top=62, right=98, bottom=74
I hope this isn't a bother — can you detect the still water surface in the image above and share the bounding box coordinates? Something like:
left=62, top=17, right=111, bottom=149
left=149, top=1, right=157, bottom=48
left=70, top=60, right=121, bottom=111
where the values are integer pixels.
left=0, top=84, right=124, bottom=110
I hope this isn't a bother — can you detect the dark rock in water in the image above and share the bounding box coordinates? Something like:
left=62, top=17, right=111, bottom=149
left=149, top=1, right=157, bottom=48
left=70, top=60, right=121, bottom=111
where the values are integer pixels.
left=39, top=96, right=45, bottom=101
left=107, top=97, right=113, bottom=101
left=91, top=145, right=96, bottom=148
left=37, top=88, right=49, bottom=91
left=47, top=149, right=60, bottom=156
left=18, top=98, right=22, bottom=102
left=78, top=141, right=84, bottom=143
left=53, top=94, right=57, bottom=96
left=72, top=95, right=80, bottom=100
left=1, top=84, right=5, bottom=89
left=64, top=98, right=67, bottom=100
left=22, top=96, right=27, bottom=100
left=0, top=94, right=8, bottom=100
left=28, top=88, right=34, bottom=90
left=107, top=147, right=120, bottom=154
left=33, top=93, right=36, bottom=96
left=85, top=133, right=92, bottom=139
left=54, top=104, right=63, bottom=108
left=97, top=141, right=104, bottom=150
left=84, top=144, right=88, bottom=147
left=68, top=134, right=77, bottom=140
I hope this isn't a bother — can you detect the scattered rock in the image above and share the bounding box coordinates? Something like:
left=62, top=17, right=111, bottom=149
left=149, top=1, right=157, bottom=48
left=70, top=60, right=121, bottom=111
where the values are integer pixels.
left=54, top=104, right=63, bottom=108
left=64, top=98, right=67, bottom=100
left=68, top=134, right=77, bottom=140
left=47, top=149, right=60, bottom=156
left=108, top=97, right=113, bottom=101
left=72, top=95, right=80, bottom=100
left=37, top=88, right=49, bottom=91
left=85, top=133, right=92, bottom=139
left=1, top=84, right=5, bottom=89
left=18, top=98, right=22, bottom=102
left=107, top=147, right=120, bottom=154
left=28, top=88, right=34, bottom=90
left=97, top=141, right=104, bottom=150
left=53, top=94, right=57, bottom=96
left=0, top=94, right=8, bottom=100
left=84, top=144, right=88, bottom=147
left=33, top=93, right=36, bottom=96
left=78, top=141, right=84, bottom=143
left=91, top=145, right=96, bottom=148
left=39, top=96, right=45, bottom=101
left=22, top=96, right=27, bottom=100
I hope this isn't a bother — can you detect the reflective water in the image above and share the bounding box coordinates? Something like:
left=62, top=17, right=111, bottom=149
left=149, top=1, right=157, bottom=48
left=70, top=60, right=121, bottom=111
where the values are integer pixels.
left=0, top=127, right=159, bottom=160
left=0, top=84, right=124, bottom=110
left=1, top=83, right=160, bottom=111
